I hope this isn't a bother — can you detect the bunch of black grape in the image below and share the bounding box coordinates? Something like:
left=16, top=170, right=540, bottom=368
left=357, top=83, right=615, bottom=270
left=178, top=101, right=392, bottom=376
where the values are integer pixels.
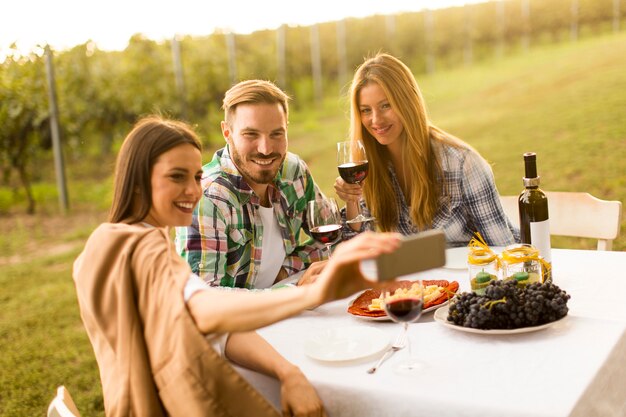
left=447, top=280, right=570, bottom=330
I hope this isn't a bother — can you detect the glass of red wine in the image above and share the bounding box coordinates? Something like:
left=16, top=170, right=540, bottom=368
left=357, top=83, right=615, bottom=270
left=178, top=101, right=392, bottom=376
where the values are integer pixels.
left=307, top=197, right=343, bottom=258
left=337, top=140, right=375, bottom=224
left=382, top=280, right=425, bottom=373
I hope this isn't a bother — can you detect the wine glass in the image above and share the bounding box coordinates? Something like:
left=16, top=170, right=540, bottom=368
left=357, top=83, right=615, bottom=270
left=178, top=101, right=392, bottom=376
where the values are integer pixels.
left=382, top=280, right=425, bottom=373
left=307, top=197, right=342, bottom=258
left=337, top=140, right=375, bottom=224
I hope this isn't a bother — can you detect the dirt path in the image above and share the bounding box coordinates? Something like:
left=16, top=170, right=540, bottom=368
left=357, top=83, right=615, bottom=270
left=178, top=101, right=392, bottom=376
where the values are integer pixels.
left=0, top=211, right=106, bottom=266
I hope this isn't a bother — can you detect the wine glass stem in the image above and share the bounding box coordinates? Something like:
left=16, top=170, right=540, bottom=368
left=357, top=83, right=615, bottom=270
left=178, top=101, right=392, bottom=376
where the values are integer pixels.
left=404, top=322, right=412, bottom=360
left=354, top=189, right=362, bottom=217
left=326, top=244, right=332, bottom=259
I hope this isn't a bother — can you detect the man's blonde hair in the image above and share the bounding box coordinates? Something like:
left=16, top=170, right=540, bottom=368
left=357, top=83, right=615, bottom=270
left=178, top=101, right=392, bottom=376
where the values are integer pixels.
left=222, top=80, right=290, bottom=124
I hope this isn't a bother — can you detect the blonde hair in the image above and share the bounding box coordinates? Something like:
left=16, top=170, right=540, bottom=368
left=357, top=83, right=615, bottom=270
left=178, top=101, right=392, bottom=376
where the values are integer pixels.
left=349, top=53, right=464, bottom=232
left=222, top=79, right=290, bottom=125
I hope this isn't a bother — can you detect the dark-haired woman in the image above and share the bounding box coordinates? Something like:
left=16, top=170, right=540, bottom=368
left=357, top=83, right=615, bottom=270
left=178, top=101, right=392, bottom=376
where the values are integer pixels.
left=73, top=115, right=400, bottom=417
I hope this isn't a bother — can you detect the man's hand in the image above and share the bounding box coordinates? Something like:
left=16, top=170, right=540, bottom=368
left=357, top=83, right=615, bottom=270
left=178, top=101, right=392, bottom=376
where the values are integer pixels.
left=279, top=366, right=326, bottom=417
left=297, top=260, right=328, bottom=286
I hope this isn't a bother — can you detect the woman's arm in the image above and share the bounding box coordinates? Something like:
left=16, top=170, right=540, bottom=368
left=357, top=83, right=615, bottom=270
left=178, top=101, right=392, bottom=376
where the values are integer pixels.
left=187, top=284, right=318, bottom=334
left=225, top=331, right=326, bottom=417
left=187, top=232, right=401, bottom=334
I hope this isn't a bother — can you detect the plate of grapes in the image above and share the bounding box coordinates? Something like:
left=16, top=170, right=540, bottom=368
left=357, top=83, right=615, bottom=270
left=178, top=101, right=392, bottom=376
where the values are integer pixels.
left=434, top=279, right=570, bottom=334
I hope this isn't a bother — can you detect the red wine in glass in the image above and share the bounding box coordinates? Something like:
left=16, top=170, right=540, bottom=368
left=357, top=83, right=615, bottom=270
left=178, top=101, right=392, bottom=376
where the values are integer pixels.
left=310, top=224, right=342, bottom=245
left=307, top=197, right=342, bottom=258
left=382, top=282, right=425, bottom=373
left=338, top=161, right=369, bottom=184
left=337, top=141, right=375, bottom=224
left=385, top=298, right=424, bottom=322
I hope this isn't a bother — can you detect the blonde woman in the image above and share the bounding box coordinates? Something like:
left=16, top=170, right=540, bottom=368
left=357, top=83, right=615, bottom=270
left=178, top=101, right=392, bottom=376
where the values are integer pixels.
left=334, top=53, right=518, bottom=247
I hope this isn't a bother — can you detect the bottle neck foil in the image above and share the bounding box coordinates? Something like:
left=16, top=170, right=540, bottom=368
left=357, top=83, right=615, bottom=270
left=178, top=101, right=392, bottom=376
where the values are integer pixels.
left=523, top=177, right=541, bottom=188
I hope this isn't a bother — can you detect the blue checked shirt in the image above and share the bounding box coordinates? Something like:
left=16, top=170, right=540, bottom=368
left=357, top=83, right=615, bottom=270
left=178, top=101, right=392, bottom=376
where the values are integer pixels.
left=341, top=142, right=519, bottom=247
left=175, top=146, right=326, bottom=289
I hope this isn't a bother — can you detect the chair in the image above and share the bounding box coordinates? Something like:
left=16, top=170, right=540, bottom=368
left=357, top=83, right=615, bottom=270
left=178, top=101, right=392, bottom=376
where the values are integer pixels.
left=499, top=192, right=623, bottom=251
left=47, top=386, right=82, bottom=417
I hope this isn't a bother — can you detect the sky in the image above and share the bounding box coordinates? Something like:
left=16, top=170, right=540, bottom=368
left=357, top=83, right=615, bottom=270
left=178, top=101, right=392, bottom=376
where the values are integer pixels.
left=2, top=0, right=486, bottom=57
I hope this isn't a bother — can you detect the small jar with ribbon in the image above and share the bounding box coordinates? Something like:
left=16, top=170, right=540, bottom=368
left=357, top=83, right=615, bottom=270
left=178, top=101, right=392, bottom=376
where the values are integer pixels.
left=467, top=234, right=499, bottom=295
left=500, top=243, right=550, bottom=286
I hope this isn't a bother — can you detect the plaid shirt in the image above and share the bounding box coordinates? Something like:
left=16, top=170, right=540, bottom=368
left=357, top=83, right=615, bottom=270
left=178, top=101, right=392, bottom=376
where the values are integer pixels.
left=176, top=146, right=326, bottom=289
left=342, top=142, right=519, bottom=247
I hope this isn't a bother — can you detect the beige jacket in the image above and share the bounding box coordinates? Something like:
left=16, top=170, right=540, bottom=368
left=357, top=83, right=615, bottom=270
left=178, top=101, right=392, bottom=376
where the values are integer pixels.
left=73, top=223, right=279, bottom=417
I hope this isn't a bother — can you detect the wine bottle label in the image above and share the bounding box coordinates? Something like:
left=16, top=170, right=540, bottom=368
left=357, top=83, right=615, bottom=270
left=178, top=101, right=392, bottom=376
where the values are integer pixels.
left=530, top=219, right=552, bottom=262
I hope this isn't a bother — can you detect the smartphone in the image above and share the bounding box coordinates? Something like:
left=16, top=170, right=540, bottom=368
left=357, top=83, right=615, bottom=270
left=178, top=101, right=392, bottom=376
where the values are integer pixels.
left=376, top=229, right=446, bottom=281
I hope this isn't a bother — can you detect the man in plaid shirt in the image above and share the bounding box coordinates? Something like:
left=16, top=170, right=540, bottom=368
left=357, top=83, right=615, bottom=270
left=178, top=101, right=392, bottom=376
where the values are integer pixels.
left=176, top=80, right=327, bottom=289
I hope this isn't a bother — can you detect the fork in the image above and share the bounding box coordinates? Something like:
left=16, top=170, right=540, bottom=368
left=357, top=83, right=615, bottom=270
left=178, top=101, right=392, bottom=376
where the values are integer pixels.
left=367, top=330, right=407, bottom=374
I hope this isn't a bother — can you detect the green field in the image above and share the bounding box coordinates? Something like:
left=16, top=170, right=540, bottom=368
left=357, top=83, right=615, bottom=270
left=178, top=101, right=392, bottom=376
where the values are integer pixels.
left=292, top=31, right=626, bottom=251
left=1, top=32, right=625, bottom=416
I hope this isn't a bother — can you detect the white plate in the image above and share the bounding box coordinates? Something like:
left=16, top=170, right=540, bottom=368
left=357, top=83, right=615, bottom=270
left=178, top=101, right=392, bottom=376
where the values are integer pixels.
left=304, top=326, right=389, bottom=362
left=433, top=305, right=567, bottom=335
left=348, top=298, right=449, bottom=321
left=444, top=247, right=468, bottom=269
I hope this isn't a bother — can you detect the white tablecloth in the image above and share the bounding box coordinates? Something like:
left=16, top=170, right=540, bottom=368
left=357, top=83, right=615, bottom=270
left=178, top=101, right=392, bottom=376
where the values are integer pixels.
left=236, top=249, right=626, bottom=417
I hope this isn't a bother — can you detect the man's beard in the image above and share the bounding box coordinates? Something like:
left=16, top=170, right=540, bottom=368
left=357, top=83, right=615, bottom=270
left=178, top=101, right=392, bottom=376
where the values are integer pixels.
left=230, top=145, right=285, bottom=185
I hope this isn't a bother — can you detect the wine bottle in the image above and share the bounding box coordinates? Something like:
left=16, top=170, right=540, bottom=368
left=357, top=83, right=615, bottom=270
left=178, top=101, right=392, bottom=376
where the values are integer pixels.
left=518, top=152, right=552, bottom=281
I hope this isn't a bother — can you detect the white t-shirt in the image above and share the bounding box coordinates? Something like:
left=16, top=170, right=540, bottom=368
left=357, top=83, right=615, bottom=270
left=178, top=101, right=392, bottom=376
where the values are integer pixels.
left=254, top=205, right=286, bottom=289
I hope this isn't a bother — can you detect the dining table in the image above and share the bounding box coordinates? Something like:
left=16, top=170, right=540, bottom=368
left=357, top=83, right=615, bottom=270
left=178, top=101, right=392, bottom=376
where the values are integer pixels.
left=234, top=248, right=626, bottom=417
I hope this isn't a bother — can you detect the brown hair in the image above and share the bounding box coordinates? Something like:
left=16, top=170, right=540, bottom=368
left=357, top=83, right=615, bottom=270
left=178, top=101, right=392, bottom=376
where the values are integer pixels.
left=222, top=80, right=290, bottom=125
left=108, top=115, right=202, bottom=224
left=349, top=53, right=465, bottom=231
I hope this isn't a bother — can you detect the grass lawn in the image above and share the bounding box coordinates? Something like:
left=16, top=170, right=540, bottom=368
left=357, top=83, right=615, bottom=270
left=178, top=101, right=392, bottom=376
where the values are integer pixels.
left=1, top=31, right=625, bottom=416
left=291, top=31, right=626, bottom=251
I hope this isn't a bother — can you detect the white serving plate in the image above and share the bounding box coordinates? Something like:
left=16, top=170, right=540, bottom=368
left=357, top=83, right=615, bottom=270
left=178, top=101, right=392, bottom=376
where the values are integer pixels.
left=304, top=326, right=389, bottom=362
left=433, top=305, right=567, bottom=335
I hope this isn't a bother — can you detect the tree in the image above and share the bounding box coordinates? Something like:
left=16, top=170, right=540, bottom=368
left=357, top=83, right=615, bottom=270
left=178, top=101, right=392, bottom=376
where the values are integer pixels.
left=0, top=47, right=50, bottom=214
